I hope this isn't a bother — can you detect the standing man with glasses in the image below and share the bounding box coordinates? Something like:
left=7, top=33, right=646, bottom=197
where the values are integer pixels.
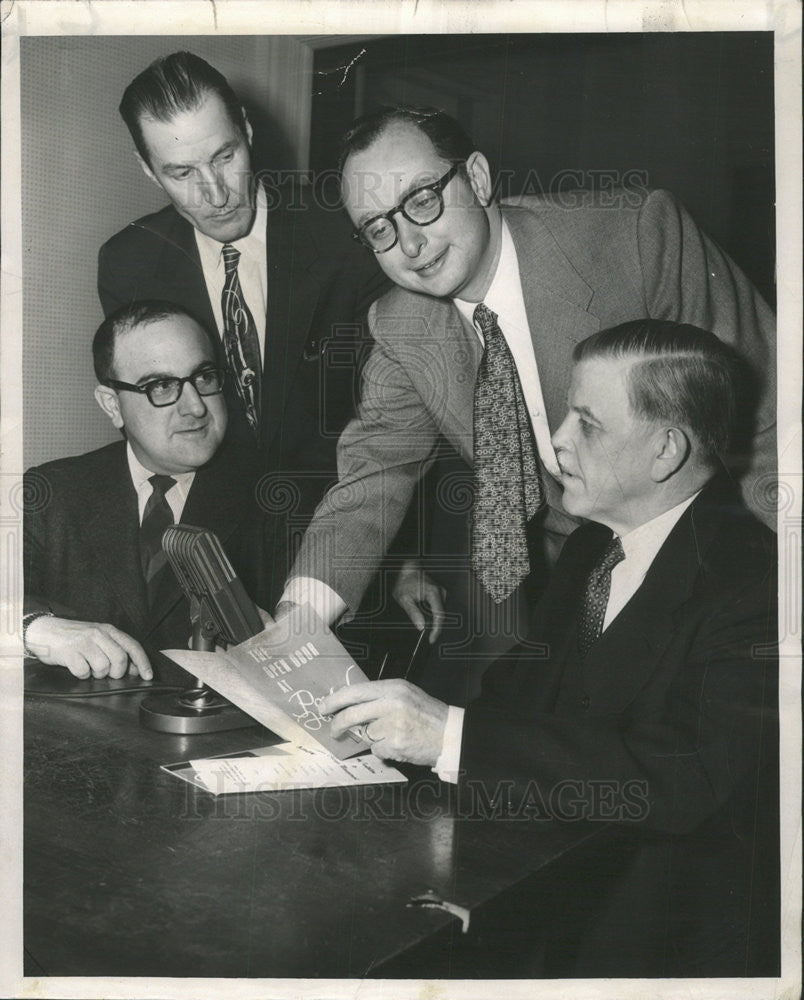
left=280, top=106, right=776, bottom=700
left=23, top=301, right=276, bottom=680
left=98, top=52, right=388, bottom=521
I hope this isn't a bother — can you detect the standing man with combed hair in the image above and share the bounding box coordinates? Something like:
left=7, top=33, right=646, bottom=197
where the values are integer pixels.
left=281, top=106, right=777, bottom=700
left=321, top=320, right=779, bottom=978
left=98, top=52, right=388, bottom=529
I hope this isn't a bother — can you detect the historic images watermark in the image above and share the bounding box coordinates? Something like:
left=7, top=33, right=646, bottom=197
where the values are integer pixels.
left=177, top=773, right=651, bottom=824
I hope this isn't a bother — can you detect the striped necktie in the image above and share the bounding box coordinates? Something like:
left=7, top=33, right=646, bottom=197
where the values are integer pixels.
left=221, top=243, right=262, bottom=437
left=139, top=474, right=176, bottom=606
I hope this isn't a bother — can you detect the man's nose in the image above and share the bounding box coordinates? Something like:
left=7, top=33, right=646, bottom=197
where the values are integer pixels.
left=551, top=413, right=572, bottom=453
left=199, top=167, right=228, bottom=208
left=396, top=217, right=426, bottom=258
left=176, top=380, right=207, bottom=417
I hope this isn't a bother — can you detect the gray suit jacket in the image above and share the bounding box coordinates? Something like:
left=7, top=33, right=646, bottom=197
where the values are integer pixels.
left=292, top=188, right=776, bottom=611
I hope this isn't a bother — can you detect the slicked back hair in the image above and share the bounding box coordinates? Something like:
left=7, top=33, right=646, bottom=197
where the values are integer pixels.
left=119, top=51, right=246, bottom=166
left=338, top=105, right=477, bottom=175
left=573, top=319, right=743, bottom=464
left=93, top=300, right=213, bottom=383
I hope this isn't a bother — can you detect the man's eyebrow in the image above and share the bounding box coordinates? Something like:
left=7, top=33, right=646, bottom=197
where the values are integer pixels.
left=573, top=404, right=602, bottom=425
left=354, top=206, right=385, bottom=227
left=135, top=360, right=215, bottom=384
left=160, top=140, right=237, bottom=172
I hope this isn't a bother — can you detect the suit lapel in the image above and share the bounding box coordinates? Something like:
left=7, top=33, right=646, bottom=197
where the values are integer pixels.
left=140, top=212, right=218, bottom=337
left=146, top=198, right=323, bottom=455
left=536, top=523, right=612, bottom=707
left=80, top=447, right=149, bottom=634
left=503, top=204, right=602, bottom=433
left=399, top=202, right=606, bottom=462
left=582, top=489, right=725, bottom=706
left=422, top=298, right=480, bottom=461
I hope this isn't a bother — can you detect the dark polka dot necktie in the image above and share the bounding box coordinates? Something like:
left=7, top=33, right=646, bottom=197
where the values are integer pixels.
left=471, top=302, right=543, bottom=604
left=139, top=474, right=176, bottom=607
left=577, top=535, right=625, bottom=656
left=221, top=243, right=262, bottom=438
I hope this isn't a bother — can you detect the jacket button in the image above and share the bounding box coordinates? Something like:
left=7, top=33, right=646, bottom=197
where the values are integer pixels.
left=581, top=695, right=591, bottom=709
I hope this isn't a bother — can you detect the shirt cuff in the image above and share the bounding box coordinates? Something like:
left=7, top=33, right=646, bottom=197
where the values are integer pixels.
left=279, top=577, right=347, bottom=626
left=433, top=705, right=464, bottom=784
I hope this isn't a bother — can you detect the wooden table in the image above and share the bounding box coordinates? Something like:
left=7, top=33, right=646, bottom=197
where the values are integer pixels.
left=24, top=683, right=605, bottom=979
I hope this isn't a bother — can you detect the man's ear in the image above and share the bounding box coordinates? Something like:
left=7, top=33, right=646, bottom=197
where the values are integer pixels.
left=94, top=385, right=125, bottom=430
left=135, top=150, right=162, bottom=189
left=651, top=426, right=691, bottom=482
left=465, top=151, right=493, bottom=207
left=241, top=108, right=253, bottom=146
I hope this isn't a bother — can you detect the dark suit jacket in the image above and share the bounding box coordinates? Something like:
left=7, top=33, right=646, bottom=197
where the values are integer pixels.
left=23, top=440, right=286, bottom=662
left=461, top=478, right=779, bottom=976
left=293, top=189, right=777, bottom=611
left=98, top=186, right=389, bottom=523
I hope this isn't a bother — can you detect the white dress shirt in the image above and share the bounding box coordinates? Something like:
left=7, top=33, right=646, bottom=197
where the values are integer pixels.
left=195, top=186, right=268, bottom=358
left=282, top=218, right=561, bottom=618
left=453, top=218, right=561, bottom=478
left=434, top=492, right=701, bottom=783
left=604, top=492, right=699, bottom=628
left=127, top=445, right=195, bottom=526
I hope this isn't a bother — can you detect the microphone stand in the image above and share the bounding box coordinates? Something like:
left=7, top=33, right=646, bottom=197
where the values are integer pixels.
left=139, top=598, right=255, bottom=734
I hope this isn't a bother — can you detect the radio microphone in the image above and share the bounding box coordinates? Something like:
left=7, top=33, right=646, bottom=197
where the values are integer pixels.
left=162, top=524, right=264, bottom=645
left=139, top=524, right=266, bottom=734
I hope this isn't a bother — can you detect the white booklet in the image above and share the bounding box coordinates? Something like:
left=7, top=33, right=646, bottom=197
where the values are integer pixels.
left=162, top=604, right=372, bottom=758
left=162, top=741, right=407, bottom=796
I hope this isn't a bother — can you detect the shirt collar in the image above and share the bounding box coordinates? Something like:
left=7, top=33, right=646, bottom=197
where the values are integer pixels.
left=616, top=490, right=701, bottom=566
left=194, top=184, right=268, bottom=271
left=126, top=443, right=195, bottom=499
left=453, top=218, right=519, bottom=328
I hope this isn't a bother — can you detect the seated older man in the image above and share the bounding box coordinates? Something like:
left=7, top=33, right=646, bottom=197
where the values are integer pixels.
left=322, top=319, right=779, bottom=978
left=23, top=300, right=279, bottom=680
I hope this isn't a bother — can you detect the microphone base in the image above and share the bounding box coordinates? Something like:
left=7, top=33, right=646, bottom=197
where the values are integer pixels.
left=139, top=689, right=256, bottom=734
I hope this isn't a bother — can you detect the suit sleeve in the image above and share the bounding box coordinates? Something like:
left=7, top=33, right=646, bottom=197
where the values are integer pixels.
left=289, top=302, right=440, bottom=612
left=460, top=574, right=778, bottom=836
left=637, top=189, right=777, bottom=526
left=22, top=467, right=77, bottom=619
left=98, top=235, right=130, bottom=316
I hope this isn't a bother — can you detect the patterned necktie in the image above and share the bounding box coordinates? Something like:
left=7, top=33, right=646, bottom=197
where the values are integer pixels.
left=221, top=244, right=262, bottom=437
left=139, top=474, right=176, bottom=606
left=471, top=302, right=543, bottom=604
left=577, top=535, right=625, bottom=656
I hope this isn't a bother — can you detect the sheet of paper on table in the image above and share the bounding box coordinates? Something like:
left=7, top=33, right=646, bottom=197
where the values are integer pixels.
left=162, top=741, right=407, bottom=795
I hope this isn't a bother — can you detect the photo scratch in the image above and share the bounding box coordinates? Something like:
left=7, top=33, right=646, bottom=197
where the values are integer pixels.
left=313, top=47, right=366, bottom=95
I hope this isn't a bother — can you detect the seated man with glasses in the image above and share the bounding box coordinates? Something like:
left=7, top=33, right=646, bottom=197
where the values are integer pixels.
left=23, top=300, right=277, bottom=681
left=281, top=105, right=776, bottom=703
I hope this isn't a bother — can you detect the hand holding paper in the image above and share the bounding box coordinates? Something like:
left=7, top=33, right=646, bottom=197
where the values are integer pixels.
left=321, top=679, right=449, bottom=767
left=163, top=604, right=371, bottom=757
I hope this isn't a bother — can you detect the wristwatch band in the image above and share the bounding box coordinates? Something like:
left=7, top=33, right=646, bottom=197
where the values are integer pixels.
left=22, top=610, right=53, bottom=656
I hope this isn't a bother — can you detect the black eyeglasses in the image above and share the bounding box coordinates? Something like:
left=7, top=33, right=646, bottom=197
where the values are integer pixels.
left=352, top=162, right=464, bottom=253
left=105, top=367, right=226, bottom=408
